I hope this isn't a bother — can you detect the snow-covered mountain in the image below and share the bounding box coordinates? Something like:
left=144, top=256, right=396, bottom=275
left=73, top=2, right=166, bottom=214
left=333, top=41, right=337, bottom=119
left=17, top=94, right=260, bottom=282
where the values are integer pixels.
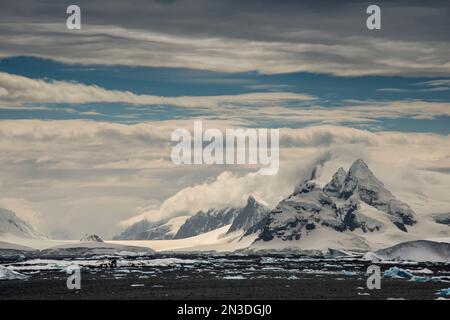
left=174, top=195, right=270, bottom=239
left=363, top=240, right=450, bottom=263
left=114, top=215, right=189, bottom=240
left=0, top=208, right=44, bottom=239
left=174, top=208, right=240, bottom=239
left=227, top=195, right=270, bottom=235
left=116, top=195, right=269, bottom=241
left=253, top=159, right=418, bottom=250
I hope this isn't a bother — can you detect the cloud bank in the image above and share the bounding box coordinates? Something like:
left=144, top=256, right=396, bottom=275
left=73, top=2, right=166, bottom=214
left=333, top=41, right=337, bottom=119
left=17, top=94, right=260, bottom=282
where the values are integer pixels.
left=0, top=0, right=449, bottom=76
left=2, top=119, right=449, bottom=237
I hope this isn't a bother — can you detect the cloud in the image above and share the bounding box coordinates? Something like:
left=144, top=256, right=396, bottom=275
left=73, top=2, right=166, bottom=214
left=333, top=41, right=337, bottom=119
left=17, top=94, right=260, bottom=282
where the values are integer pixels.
left=119, top=123, right=450, bottom=225
left=1, top=1, right=449, bottom=76
left=210, top=100, right=450, bottom=125
left=2, top=72, right=449, bottom=127
left=2, top=119, right=450, bottom=236
left=0, top=72, right=315, bottom=107
left=377, top=79, right=450, bottom=93
left=121, top=153, right=328, bottom=225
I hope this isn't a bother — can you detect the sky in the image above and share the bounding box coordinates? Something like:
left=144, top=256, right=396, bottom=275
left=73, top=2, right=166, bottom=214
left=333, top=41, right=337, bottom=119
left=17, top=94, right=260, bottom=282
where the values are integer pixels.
left=0, top=0, right=449, bottom=239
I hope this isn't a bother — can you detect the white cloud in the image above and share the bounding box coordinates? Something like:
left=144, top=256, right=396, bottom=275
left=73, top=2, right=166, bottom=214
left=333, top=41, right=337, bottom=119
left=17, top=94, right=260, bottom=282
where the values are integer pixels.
left=2, top=72, right=449, bottom=127
left=0, top=72, right=315, bottom=107
left=212, top=100, right=450, bottom=125
left=121, top=124, right=450, bottom=226
left=1, top=23, right=449, bottom=76
left=1, top=119, right=450, bottom=236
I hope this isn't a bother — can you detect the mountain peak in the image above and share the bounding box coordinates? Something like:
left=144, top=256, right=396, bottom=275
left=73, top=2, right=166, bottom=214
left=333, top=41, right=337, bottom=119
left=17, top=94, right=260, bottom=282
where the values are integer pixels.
left=336, top=167, right=347, bottom=175
left=80, top=234, right=103, bottom=242
left=338, top=159, right=416, bottom=227
left=247, top=194, right=268, bottom=207
left=227, top=196, right=270, bottom=234
left=348, top=159, right=373, bottom=175
left=174, top=207, right=240, bottom=239
left=342, top=159, right=386, bottom=198
left=324, top=167, right=347, bottom=195
left=0, top=208, right=45, bottom=239
left=257, top=159, right=417, bottom=247
left=349, top=159, right=370, bottom=174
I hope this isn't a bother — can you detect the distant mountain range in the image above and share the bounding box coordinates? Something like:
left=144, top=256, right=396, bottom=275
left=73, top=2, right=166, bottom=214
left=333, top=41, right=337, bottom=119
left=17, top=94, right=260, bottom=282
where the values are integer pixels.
left=114, top=195, right=270, bottom=241
left=114, top=159, right=437, bottom=251
left=113, top=215, right=190, bottom=240
left=4, top=158, right=447, bottom=254
left=174, top=207, right=240, bottom=239
left=0, top=208, right=44, bottom=239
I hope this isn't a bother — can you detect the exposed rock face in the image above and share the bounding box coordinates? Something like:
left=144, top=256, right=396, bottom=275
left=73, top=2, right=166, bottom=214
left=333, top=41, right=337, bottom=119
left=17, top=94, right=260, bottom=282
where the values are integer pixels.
left=256, top=159, right=416, bottom=244
left=114, top=196, right=268, bottom=241
left=80, top=234, right=103, bottom=242
left=339, top=159, right=416, bottom=226
left=0, top=208, right=45, bottom=239
left=432, top=213, right=450, bottom=226
left=227, top=195, right=270, bottom=234
left=173, top=207, right=240, bottom=239
left=323, top=167, right=347, bottom=196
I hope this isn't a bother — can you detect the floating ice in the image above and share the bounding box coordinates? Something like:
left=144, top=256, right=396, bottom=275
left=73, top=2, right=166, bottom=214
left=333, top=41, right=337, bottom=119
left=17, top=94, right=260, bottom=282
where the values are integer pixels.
left=437, top=288, right=450, bottom=297
left=383, top=267, right=413, bottom=279
left=0, top=265, right=28, bottom=280
left=223, top=275, right=246, bottom=280
left=130, top=284, right=145, bottom=287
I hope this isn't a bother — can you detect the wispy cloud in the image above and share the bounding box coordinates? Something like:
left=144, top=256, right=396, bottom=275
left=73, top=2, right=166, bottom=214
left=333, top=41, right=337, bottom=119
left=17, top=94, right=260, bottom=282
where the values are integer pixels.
left=1, top=21, right=449, bottom=76
left=2, top=72, right=449, bottom=127
left=0, top=72, right=315, bottom=108
left=377, top=79, right=450, bottom=93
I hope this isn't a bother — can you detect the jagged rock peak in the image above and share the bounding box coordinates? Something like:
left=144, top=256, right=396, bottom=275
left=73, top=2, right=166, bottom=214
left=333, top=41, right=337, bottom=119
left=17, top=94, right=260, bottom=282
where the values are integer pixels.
left=324, top=167, right=347, bottom=195
left=227, top=195, right=270, bottom=234
left=347, top=159, right=383, bottom=186
left=293, top=181, right=318, bottom=195
left=349, top=159, right=370, bottom=173
left=247, top=194, right=268, bottom=207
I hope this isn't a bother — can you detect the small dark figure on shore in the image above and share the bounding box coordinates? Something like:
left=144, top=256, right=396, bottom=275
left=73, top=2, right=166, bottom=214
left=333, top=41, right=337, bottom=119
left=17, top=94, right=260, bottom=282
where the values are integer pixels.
left=109, top=259, right=117, bottom=268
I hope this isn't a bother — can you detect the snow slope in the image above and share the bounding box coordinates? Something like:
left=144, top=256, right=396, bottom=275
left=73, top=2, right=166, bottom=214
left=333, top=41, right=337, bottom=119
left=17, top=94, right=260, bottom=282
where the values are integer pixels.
left=363, top=240, right=450, bottom=262
left=0, top=240, right=35, bottom=251
left=0, top=208, right=45, bottom=239
left=40, top=241, right=156, bottom=257
left=0, top=240, right=36, bottom=258
left=111, top=225, right=256, bottom=252
left=0, top=235, right=75, bottom=250
left=0, top=226, right=254, bottom=253
left=114, top=215, right=190, bottom=240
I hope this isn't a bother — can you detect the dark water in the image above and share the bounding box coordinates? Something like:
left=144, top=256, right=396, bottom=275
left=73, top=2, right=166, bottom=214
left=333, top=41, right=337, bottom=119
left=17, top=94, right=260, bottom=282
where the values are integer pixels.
left=1, top=254, right=450, bottom=299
